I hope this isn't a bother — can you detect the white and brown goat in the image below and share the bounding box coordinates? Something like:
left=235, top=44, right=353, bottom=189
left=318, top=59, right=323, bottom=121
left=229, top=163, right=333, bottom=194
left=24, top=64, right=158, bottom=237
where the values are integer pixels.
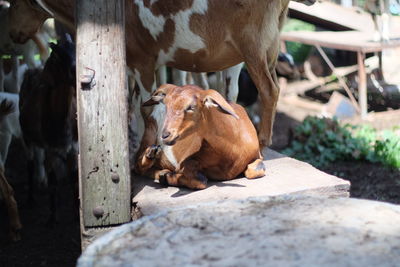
left=7, top=0, right=315, bottom=159
left=0, top=2, right=50, bottom=93
left=136, top=84, right=265, bottom=190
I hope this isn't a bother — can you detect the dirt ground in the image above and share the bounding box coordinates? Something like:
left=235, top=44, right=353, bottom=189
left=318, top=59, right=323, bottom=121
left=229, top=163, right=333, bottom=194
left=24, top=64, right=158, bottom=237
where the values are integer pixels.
left=0, top=141, right=80, bottom=267
left=271, top=111, right=400, bottom=205
left=0, top=110, right=399, bottom=267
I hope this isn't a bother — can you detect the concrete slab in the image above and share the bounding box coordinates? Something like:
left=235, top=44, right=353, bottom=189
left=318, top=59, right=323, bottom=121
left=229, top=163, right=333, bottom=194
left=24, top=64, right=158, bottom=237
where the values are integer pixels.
left=78, top=195, right=400, bottom=267
left=132, top=149, right=350, bottom=216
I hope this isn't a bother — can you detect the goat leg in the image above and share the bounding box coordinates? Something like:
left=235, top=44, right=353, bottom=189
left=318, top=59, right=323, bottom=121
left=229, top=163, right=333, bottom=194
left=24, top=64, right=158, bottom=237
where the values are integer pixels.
left=371, top=13, right=381, bottom=42
left=9, top=56, right=19, bottom=94
left=46, top=168, right=58, bottom=227
left=66, top=148, right=79, bottom=217
left=245, top=53, right=280, bottom=148
left=26, top=158, right=36, bottom=207
left=135, top=144, right=161, bottom=175
left=0, top=58, right=4, bottom=92
left=44, top=150, right=59, bottom=227
left=161, top=172, right=207, bottom=190
left=161, top=160, right=207, bottom=190
left=0, top=168, right=22, bottom=241
left=153, top=169, right=173, bottom=185
left=244, top=159, right=266, bottom=179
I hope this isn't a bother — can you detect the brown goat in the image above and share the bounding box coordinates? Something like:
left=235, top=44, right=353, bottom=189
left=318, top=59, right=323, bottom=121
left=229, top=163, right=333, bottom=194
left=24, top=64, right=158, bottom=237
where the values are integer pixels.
left=136, top=84, right=265, bottom=190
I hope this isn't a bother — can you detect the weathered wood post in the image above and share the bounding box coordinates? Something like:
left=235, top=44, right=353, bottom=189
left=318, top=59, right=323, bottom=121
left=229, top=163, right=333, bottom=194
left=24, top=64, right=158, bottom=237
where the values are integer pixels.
left=76, top=0, right=130, bottom=247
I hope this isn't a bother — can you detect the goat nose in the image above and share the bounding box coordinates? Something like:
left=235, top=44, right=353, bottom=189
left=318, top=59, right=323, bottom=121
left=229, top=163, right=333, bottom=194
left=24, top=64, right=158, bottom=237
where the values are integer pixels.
left=162, top=131, right=170, bottom=139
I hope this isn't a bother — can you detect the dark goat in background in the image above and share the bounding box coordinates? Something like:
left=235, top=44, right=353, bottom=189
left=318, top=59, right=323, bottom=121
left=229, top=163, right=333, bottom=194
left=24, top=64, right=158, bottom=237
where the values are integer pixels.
left=238, top=52, right=298, bottom=107
left=19, top=35, right=77, bottom=225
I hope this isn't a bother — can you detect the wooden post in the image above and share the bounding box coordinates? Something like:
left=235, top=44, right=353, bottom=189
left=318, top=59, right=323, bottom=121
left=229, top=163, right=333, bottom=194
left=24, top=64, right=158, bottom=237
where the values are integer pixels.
left=76, top=0, right=130, bottom=229
left=357, top=51, right=367, bottom=118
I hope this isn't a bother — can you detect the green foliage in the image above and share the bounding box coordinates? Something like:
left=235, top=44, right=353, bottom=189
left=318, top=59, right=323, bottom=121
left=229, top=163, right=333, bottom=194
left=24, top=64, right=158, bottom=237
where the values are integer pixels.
left=282, top=19, right=316, bottom=64
left=1, top=38, right=57, bottom=60
left=282, top=116, right=400, bottom=169
left=374, top=131, right=400, bottom=168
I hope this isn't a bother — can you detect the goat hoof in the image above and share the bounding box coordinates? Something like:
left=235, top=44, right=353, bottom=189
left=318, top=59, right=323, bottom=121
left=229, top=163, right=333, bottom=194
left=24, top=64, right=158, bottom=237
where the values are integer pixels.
left=158, top=175, right=167, bottom=186
left=194, top=172, right=208, bottom=189
left=9, top=229, right=22, bottom=242
left=145, top=145, right=161, bottom=159
left=158, top=170, right=172, bottom=186
left=259, top=139, right=271, bottom=149
left=196, top=172, right=207, bottom=184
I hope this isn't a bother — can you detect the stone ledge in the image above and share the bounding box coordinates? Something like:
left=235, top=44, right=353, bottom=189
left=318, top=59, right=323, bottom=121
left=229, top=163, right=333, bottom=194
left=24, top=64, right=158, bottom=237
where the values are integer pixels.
left=78, top=195, right=400, bottom=267
left=132, top=149, right=350, bottom=216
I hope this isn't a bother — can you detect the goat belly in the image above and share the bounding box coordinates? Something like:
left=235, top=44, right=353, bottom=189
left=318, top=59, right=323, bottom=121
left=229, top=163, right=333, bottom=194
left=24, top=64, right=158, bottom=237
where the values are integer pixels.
left=193, top=148, right=241, bottom=181
left=202, top=160, right=245, bottom=181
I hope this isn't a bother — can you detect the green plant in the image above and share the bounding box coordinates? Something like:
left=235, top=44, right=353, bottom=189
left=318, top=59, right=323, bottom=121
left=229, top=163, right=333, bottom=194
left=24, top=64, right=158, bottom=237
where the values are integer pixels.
left=282, top=116, right=400, bottom=169
left=374, top=131, right=400, bottom=168
left=282, top=19, right=316, bottom=64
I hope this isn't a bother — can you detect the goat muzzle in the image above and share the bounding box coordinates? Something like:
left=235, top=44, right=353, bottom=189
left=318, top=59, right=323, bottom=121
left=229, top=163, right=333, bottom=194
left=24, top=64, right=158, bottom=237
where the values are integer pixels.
left=162, top=130, right=170, bottom=139
left=162, top=131, right=179, bottom=146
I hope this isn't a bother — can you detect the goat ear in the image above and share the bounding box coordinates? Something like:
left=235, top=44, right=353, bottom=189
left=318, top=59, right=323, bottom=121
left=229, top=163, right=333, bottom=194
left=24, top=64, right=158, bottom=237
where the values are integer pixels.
left=49, top=42, right=57, bottom=51
left=142, top=84, right=176, bottom=107
left=65, top=33, right=73, bottom=44
left=49, top=42, right=60, bottom=57
left=0, top=99, right=16, bottom=116
left=203, top=90, right=239, bottom=119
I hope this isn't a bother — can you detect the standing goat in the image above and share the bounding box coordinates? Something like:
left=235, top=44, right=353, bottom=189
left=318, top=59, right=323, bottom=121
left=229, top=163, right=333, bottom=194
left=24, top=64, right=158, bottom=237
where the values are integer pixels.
left=0, top=2, right=49, bottom=93
left=19, top=36, right=77, bottom=225
left=364, top=0, right=400, bottom=41
left=136, top=84, right=265, bottom=190
left=8, top=0, right=316, bottom=161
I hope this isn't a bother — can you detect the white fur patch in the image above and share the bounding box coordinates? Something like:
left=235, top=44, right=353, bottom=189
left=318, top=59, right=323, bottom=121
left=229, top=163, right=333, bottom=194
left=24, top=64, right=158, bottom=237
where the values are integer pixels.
left=204, top=96, right=218, bottom=109
left=134, top=0, right=166, bottom=40
left=150, top=103, right=179, bottom=169
left=150, top=102, right=166, bottom=138
left=133, top=69, right=152, bottom=101
left=156, top=0, right=208, bottom=66
left=223, top=63, right=243, bottom=102
left=162, top=144, right=179, bottom=169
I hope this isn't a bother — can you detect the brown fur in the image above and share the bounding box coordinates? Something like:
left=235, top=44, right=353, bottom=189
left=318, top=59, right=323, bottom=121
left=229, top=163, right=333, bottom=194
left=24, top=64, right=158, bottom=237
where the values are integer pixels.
left=7, top=0, right=314, bottom=149
left=0, top=167, right=22, bottom=241
left=136, top=84, right=265, bottom=190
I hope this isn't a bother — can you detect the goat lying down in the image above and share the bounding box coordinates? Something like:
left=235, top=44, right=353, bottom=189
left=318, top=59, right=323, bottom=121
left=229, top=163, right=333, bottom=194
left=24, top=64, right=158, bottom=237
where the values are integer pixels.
left=135, top=84, right=265, bottom=190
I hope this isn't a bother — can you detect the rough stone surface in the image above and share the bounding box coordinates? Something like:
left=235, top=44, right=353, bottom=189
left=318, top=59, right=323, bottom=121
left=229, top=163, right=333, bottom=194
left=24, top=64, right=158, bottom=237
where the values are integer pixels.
left=132, top=149, right=350, bottom=216
left=78, top=195, right=400, bottom=267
